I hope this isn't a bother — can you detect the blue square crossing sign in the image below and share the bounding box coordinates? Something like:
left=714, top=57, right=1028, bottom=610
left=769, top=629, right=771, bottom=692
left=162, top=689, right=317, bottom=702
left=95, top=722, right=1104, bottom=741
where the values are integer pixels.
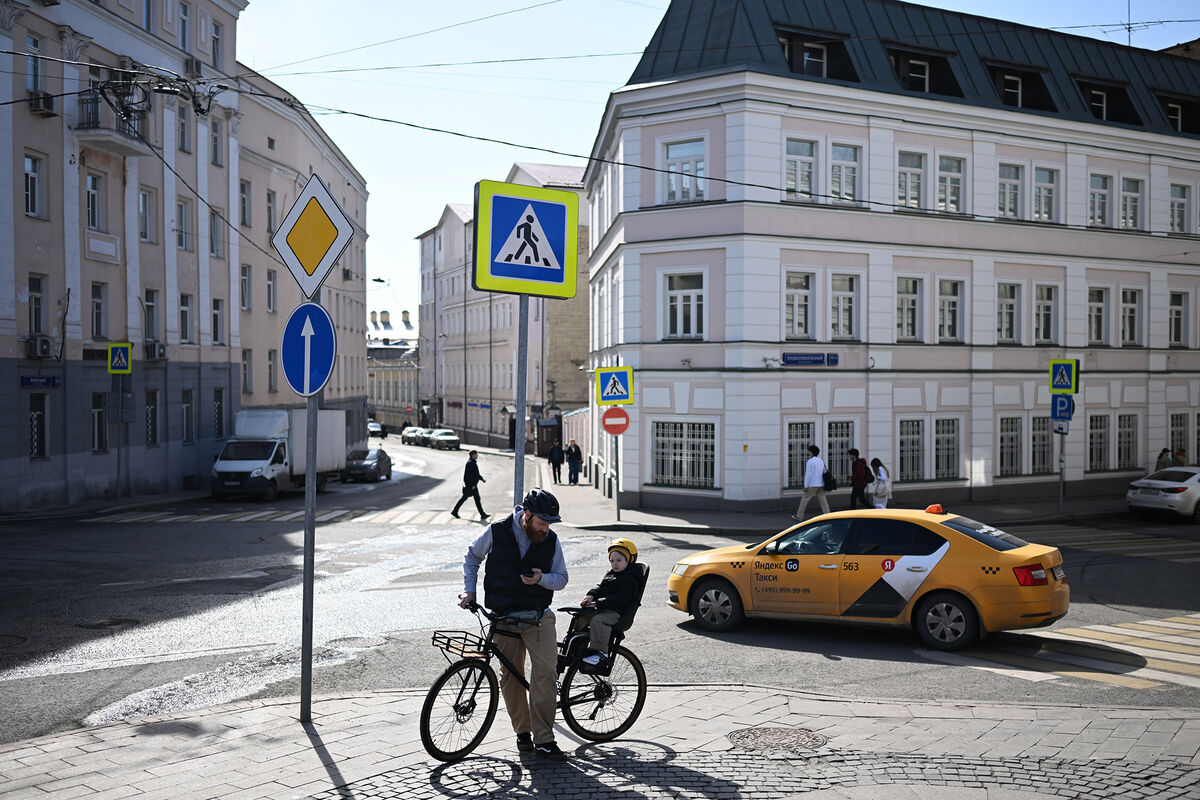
left=473, top=180, right=578, bottom=299
left=595, top=366, right=633, bottom=406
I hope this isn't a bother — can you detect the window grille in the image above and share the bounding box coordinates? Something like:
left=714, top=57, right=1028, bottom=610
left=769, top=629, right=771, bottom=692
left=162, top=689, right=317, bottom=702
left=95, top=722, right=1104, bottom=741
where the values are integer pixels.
left=786, top=421, right=815, bottom=489
left=899, top=419, right=924, bottom=481
left=652, top=421, right=715, bottom=488
left=1032, top=417, right=1053, bottom=474
left=1117, top=415, right=1138, bottom=470
left=935, top=418, right=959, bottom=479
left=146, top=391, right=159, bottom=445
left=1088, top=416, right=1110, bottom=471
left=29, top=394, right=46, bottom=458
left=998, top=417, right=1022, bottom=476
left=826, top=421, right=854, bottom=484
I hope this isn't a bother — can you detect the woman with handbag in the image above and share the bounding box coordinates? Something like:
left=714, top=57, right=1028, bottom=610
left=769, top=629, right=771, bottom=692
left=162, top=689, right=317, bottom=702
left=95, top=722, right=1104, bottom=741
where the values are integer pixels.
left=869, top=458, right=892, bottom=509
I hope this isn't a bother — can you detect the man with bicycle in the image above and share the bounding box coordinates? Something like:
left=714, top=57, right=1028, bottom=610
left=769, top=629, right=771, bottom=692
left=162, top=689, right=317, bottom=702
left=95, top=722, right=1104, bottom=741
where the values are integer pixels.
left=459, top=488, right=570, bottom=760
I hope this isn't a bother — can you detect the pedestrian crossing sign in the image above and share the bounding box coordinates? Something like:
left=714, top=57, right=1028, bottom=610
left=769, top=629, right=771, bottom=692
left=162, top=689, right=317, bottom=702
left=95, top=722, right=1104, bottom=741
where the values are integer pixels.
left=107, top=342, right=132, bottom=374
left=1048, top=359, right=1080, bottom=394
left=596, top=366, right=633, bottom=406
left=473, top=180, right=578, bottom=299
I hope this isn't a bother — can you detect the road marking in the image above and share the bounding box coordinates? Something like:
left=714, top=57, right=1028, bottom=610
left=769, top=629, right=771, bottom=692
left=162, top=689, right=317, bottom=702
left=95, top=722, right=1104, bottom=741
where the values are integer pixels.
left=1117, top=621, right=1200, bottom=639
left=276, top=511, right=306, bottom=522
left=970, top=645, right=1163, bottom=689
left=1034, top=629, right=1200, bottom=664
left=916, top=649, right=1059, bottom=682
left=230, top=510, right=280, bottom=521
left=316, top=509, right=348, bottom=522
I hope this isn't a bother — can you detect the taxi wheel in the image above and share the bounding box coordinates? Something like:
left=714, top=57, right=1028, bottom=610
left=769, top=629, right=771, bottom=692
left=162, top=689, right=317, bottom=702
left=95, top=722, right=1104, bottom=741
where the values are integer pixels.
left=914, top=592, right=978, bottom=651
left=690, top=579, right=744, bottom=632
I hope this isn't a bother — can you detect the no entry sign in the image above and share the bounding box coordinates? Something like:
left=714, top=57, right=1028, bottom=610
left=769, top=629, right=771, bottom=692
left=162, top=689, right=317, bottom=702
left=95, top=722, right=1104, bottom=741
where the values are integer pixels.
left=602, top=406, right=629, bottom=435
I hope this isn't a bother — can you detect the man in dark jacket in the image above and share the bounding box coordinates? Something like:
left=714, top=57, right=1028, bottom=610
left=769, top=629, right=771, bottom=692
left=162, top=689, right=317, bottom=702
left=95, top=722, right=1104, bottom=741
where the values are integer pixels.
left=848, top=448, right=871, bottom=509
left=451, top=450, right=488, bottom=519
left=565, top=439, right=583, bottom=485
left=460, top=489, right=570, bottom=760
left=547, top=440, right=564, bottom=484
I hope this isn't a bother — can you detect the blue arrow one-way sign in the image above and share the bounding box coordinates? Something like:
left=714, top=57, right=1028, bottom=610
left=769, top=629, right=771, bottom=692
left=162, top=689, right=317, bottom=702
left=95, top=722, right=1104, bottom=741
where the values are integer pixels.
left=281, top=303, right=337, bottom=397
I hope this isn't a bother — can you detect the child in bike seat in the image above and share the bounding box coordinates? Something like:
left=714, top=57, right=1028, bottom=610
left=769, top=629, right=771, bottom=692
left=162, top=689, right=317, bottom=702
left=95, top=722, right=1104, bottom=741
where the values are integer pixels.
left=577, top=538, right=640, bottom=665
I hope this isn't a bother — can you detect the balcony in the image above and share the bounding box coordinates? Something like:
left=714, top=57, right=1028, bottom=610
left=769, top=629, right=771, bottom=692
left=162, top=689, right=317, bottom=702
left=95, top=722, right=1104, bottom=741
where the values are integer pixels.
left=73, top=91, right=153, bottom=158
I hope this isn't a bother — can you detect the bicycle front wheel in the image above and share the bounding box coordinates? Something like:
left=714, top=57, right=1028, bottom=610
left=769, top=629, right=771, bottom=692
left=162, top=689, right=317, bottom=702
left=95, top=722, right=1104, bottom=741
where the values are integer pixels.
left=420, top=658, right=499, bottom=761
left=559, top=645, right=646, bottom=741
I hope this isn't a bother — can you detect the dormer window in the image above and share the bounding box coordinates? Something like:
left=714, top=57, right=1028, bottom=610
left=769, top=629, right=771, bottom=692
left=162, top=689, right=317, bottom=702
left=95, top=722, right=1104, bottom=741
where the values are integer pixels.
left=888, top=49, right=962, bottom=96
left=1167, top=102, right=1183, bottom=131
left=776, top=28, right=859, bottom=82
left=1002, top=75, right=1022, bottom=106
left=1077, top=80, right=1141, bottom=125
left=1089, top=89, right=1107, bottom=120
left=907, top=59, right=929, bottom=92
left=988, top=66, right=1056, bottom=111
left=1157, top=94, right=1200, bottom=134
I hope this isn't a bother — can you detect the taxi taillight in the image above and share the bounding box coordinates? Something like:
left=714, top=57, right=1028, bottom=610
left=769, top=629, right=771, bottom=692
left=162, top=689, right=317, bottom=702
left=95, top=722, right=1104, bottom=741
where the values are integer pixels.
left=1013, top=564, right=1048, bottom=586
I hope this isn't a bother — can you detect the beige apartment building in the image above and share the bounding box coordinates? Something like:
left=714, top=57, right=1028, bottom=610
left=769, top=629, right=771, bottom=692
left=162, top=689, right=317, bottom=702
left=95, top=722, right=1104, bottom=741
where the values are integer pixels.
left=3, top=0, right=367, bottom=512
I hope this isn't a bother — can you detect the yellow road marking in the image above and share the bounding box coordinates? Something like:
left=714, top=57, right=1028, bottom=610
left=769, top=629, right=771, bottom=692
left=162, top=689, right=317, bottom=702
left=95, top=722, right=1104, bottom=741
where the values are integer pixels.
left=973, top=646, right=1162, bottom=688
left=1117, top=622, right=1200, bottom=640
left=1013, top=634, right=1200, bottom=677
left=1054, top=627, right=1200, bottom=656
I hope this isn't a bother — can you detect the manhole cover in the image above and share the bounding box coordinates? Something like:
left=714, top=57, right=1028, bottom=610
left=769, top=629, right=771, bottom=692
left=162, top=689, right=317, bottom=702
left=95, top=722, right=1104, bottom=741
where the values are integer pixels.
left=327, top=636, right=387, bottom=650
left=77, top=618, right=139, bottom=630
left=727, top=727, right=827, bottom=751
left=0, top=635, right=27, bottom=648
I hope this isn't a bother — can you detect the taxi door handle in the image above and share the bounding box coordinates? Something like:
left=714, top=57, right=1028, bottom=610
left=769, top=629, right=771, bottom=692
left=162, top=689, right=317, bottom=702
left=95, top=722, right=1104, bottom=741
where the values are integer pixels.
left=819, top=564, right=838, bottom=569
left=906, top=566, right=926, bottom=572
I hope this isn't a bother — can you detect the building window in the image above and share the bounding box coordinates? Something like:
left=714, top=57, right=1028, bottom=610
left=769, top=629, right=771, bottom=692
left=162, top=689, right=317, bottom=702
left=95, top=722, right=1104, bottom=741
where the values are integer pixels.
left=213, top=388, right=225, bottom=439
left=997, top=164, right=1021, bottom=218
left=831, top=275, right=857, bottom=339
left=267, top=136, right=275, bottom=150
left=210, top=120, right=222, bottom=165
left=1089, top=89, right=1108, bottom=120
left=86, top=173, right=103, bottom=230
left=1170, top=412, right=1188, bottom=456
left=91, top=393, right=108, bottom=452
left=209, top=209, right=223, bottom=257
left=935, top=418, right=959, bottom=479
left=239, top=180, right=251, bottom=226
left=998, top=417, right=1022, bottom=477
left=996, top=283, right=1019, bottom=343
left=1119, top=178, right=1142, bottom=230
left=177, top=105, right=191, bottom=152
left=24, top=155, right=43, bottom=217
left=1032, top=416, right=1053, bottom=474
left=179, top=1, right=190, bottom=50
left=1120, top=288, right=1142, bottom=346
left=937, top=156, right=964, bottom=213
left=241, top=349, right=252, bottom=393
left=785, top=139, right=815, bottom=200
left=1169, top=291, right=1188, bottom=348
left=181, top=389, right=194, bottom=443
left=240, top=265, right=252, bottom=310
left=1034, top=285, right=1057, bottom=344
left=784, top=272, right=812, bottom=339
left=180, top=293, right=194, bottom=343
left=1088, top=415, right=1110, bottom=471
left=138, top=189, right=155, bottom=241
left=26, top=35, right=41, bottom=93
left=826, top=420, right=855, bottom=484
left=1033, top=168, right=1056, bottom=222
left=897, top=152, right=923, bottom=208
left=830, top=144, right=860, bottom=202
left=1166, top=102, right=1184, bottom=132
left=145, top=288, right=159, bottom=340
left=145, top=390, right=159, bottom=445
left=1117, top=414, right=1138, bottom=470
left=937, top=280, right=962, bottom=342
left=211, top=21, right=222, bottom=70
left=1001, top=74, right=1021, bottom=107
left=176, top=199, right=191, bottom=250
left=1088, top=175, right=1111, bottom=226
left=786, top=421, right=815, bottom=489
left=91, top=282, right=107, bottom=340
left=664, top=140, right=705, bottom=204
left=664, top=273, right=704, bottom=339
left=1087, top=288, right=1108, bottom=345
left=652, top=421, right=715, bottom=488
left=212, top=298, right=225, bottom=345
left=1170, top=185, right=1189, bottom=234
left=266, top=269, right=277, bottom=312
left=143, top=0, right=153, bottom=31
left=797, top=42, right=825, bottom=76
left=29, top=393, right=47, bottom=459
left=896, top=277, right=921, bottom=341
left=268, top=349, right=278, bottom=392
left=266, top=190, right=277, bottom=234
left=899, top=419, right=924, bottom=482
left=905, top=58, right=930, bottom=92
left=28, top=274, right=45, bottom=335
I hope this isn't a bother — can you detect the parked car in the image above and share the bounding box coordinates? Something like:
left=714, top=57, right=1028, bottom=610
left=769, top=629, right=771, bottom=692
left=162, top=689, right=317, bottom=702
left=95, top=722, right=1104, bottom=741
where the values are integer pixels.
left=342, top=448, right=393, bottom=483
left=666, top=505, right=1069, bottom=651
left=367, top=421, right=383, bottom=437
left=1126, top=467, right=1200, bottom=522
left=429, top=429, right=461, bottom=450
left=412, top=428, right=434, bottom=447
left=402, top=427, right=428, bottom=445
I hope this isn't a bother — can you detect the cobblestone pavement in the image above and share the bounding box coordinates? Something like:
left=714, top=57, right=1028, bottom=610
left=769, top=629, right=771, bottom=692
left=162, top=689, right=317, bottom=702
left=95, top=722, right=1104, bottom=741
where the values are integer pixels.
left=3, top=685, right=1199, bottom=799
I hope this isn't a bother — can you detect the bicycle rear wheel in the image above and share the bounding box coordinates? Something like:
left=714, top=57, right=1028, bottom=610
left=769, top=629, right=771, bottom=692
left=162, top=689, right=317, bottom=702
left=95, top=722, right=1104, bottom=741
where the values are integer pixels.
left=420, top=658, right=499, bottom=761
left=559, top=645, right=646, bottom=741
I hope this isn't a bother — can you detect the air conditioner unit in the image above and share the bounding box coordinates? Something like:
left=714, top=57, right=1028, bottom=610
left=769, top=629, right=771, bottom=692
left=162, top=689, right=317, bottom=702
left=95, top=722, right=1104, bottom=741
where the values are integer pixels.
left=144, top=341, right=160, bottom=361
left=183, top=57, right=203, bottom=78
left=25, top=335, right=52, bottom=359
left=156, top=342, right=169, bottom=361
left=342, top=268, right=353, bottom=280
left=28, top=92, right=56, bottom=116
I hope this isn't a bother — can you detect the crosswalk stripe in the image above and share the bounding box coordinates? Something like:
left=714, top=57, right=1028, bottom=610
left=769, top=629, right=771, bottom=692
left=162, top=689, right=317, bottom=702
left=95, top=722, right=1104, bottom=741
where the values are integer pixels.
left=1117, top=621, right=1200, bottom=639
left=230, top=510, right=278, bottom=522
left=409, top=511, right=438, bottom=525
left=1014, top=632, right=1200, bottom=678
left=1037, top=629, right=1200, bottom=664
left=970, top=645, right=1162, bottom=688
left=1163, top=616, right=1200, bottom=627
left=916, top=649, right=1060, bottom=682
left=1007, top=644, right=1200, bottom=688
left=154, top=515, right=201, bottom=523
left=353, top=511, right=385, bottom=523
left=315, top=510, right=347, bottom=522
left=1084, top=624, right=1200, bottom=649
left=376, top=509, right=413, bottom=524
left=276, top=511, right=305, bottom=522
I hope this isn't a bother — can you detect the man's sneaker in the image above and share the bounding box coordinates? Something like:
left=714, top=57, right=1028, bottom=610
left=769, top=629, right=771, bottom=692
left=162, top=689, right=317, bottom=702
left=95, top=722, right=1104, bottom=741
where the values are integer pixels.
left=516, top=732, right=534, bottom=752
left=581, top=653, right=602, bottom=665
left=450, top=512, right=460, bottom=519
left=534, top=741, right=569, bottom=761
left=480, top=513, right=489, bottom=520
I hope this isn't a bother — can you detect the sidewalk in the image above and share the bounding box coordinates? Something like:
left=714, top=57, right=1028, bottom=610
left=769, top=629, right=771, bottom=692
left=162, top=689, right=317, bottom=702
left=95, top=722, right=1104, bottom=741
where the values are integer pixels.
left=2, top=684, right=1198, bottom=799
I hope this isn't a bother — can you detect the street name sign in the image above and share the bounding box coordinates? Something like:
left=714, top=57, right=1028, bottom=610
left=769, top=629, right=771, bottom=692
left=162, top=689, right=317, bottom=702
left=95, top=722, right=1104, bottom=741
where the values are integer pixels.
left=107, top=342, right=132, bottom=374
left=596, top=366, right=633, bottom=406
left=271, top=174, right=356, bottom=299
left=473, top=179, right=578, bottom=299
left=1049, top=359, right=1080, bottom=394
left=602, top=406, right=630, bottom=435
left=281, top=303, right=337, bottom=397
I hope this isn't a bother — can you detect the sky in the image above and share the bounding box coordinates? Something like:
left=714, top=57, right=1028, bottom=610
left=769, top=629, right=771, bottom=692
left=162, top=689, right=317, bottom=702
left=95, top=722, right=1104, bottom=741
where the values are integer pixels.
left=234, top=0, right=1200, bottom=325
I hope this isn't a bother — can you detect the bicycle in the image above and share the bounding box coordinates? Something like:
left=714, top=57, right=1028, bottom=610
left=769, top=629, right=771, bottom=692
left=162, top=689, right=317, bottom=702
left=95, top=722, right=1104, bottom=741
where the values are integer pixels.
left=420, top=564, right=649, bottom=762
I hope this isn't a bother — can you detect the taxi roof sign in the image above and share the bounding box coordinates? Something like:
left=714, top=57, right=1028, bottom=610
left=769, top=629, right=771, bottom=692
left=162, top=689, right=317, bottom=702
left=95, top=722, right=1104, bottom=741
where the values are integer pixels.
left=107, top=342, right=132, bottom=374
left=271, top=174, right=356, bottom=299
left=1048, top=358, right=1080, bottom=394
left=473, top=179, right=578, bottom=299
left=596, top=366, right=633, bottom=406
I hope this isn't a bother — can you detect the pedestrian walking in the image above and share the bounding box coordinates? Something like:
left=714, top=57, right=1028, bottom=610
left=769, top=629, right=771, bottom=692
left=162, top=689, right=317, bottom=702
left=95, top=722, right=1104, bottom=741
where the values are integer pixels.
left=451, top=450, right=488, bottom=520
left=848, top=448, right=871, bottom=509
left=566, top=439, right=583, bottom=485
left=792, top=445, right=830, bottom=521
left=547, top=440, right=564, bottom=484
left=869, top=458, right=892, bottom=509
left=1174, top=449, right=1188, bottom=467
left=458, top=489, right=570, bottom=760
left=1155, top=448, right=1173, bottom=471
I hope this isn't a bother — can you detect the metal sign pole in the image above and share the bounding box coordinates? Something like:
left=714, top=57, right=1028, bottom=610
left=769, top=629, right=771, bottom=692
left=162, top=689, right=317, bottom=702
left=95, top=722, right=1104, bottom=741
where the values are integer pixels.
left=300, top=393, right=317, bottom=722
left=514, top=295, right=529, bottom=503
left=1058, top=432, right=1065, bottom=515
left=614, top=434, right=620, bottom=522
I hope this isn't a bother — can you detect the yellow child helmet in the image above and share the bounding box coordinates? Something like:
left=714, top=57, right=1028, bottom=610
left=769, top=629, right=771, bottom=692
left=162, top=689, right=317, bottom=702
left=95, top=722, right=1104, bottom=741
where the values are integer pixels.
left=607, top=538, right=637, bottom=564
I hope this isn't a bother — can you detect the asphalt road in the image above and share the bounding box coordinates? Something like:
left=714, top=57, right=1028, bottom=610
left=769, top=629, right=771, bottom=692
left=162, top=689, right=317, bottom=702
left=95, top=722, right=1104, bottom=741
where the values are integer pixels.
left=1, top=440, right=1197, bottom=746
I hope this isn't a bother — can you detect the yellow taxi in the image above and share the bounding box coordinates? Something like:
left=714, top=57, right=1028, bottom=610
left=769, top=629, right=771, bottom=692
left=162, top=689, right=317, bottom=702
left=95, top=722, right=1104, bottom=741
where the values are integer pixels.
left=666, top=505, right=1069, bottom=651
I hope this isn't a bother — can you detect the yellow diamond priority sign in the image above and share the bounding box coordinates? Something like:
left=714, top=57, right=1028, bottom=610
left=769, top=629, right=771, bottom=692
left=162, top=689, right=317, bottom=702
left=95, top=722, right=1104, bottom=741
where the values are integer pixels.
left=272, top=174, right=355, bottom=299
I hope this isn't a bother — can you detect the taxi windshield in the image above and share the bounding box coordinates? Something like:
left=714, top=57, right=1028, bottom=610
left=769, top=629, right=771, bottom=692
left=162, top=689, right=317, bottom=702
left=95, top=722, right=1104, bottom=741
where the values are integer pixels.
left=942, top=517, right=1029, bottom=551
